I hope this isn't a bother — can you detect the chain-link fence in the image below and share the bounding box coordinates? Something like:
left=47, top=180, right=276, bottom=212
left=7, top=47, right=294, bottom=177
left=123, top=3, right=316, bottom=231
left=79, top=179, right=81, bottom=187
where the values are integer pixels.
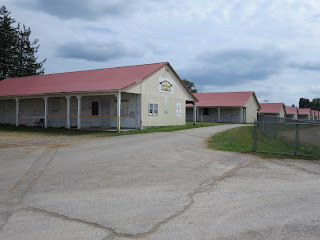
left=253, top=115, right=320, bottom=157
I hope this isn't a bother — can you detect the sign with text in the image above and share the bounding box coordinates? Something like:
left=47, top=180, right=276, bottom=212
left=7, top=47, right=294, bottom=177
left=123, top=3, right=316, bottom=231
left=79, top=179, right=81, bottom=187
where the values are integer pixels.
left=159, top=77, right=173, bottom=94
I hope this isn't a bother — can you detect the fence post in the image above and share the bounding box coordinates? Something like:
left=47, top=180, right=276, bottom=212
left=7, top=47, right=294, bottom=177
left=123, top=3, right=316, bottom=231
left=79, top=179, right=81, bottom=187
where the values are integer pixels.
left=274, top=121, right=277, bottom=140
left=253, top=121, right=257, bottom=152
left=294, top=124, right=299, bottom=155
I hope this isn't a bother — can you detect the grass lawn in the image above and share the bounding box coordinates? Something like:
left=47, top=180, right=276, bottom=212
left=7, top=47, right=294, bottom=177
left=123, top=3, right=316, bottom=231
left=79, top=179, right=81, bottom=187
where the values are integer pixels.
left=0, top=122, right=225, bottom=137
left=207, top=126, right=320, bottom=159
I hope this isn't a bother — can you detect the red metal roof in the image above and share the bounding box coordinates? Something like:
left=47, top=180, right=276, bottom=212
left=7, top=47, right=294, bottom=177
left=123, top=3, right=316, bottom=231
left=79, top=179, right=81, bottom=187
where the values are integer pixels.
left=186, top=91, right=257, bottom=107
left=260, top=103, right=285, bottom=114
left=285, top=106, right=298, bottom=115
left=0, top=62, right=170, bottom=97
left=298, top=108, right=311, bottom=115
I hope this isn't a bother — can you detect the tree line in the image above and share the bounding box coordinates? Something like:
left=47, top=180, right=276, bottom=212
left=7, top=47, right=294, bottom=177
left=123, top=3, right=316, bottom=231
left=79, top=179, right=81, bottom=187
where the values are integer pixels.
left=0, top=5, right=45, bottom=81
left=299, top=98, right=320, bottom=111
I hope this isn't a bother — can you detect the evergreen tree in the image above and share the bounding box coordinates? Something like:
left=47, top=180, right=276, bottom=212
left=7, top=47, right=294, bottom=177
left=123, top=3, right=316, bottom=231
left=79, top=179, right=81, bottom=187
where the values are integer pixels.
left=0, top=5, right=17, bottom=80
left=14, top=24, right=45, bottom=77
left=0, top=5, right=45, bottom=81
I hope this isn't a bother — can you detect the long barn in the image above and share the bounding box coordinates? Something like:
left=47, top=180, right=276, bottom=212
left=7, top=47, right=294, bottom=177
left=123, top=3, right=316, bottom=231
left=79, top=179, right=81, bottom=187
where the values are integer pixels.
left=0, top=62, right=198, bottom=131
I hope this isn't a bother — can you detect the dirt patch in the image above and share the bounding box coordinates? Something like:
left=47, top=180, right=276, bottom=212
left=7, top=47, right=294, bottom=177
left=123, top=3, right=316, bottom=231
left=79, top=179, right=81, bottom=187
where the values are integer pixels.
left=279, top=127, right=320, bottom=147
left=0, top=132, right=86, bottom=149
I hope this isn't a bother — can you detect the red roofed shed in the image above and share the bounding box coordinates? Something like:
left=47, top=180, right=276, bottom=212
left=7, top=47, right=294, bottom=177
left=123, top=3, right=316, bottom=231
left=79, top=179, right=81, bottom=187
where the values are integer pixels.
left=298, top=108, right=311, bottom=121
left=186, top=91, right=260, bottom=123
left=259, top=103, right=286, bottom=118
left=285, top=106, right=298, bottom=119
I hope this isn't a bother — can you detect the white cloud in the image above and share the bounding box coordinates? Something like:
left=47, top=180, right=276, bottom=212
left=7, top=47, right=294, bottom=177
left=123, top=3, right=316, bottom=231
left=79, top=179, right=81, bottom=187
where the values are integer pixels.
left=2, top=0, right=320, bottom=104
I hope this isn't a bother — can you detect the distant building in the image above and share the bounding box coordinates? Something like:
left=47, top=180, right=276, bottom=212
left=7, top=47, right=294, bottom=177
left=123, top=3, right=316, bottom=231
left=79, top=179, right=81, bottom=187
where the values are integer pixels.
left=259, top=103, right=286, bottom=118
left=311, top=110, right=315, bottom=120
left=285, top=106, right=298, bottom=119
left=186, top=91, right=260, bottom=123
left=298, top=108, right=311, bottom=121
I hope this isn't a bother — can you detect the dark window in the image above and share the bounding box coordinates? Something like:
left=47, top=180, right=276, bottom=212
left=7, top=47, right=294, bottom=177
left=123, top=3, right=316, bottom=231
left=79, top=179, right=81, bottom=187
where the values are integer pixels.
left=203, top=108, right=209, bottom=115
left=92, top=102, right=99, bottom=115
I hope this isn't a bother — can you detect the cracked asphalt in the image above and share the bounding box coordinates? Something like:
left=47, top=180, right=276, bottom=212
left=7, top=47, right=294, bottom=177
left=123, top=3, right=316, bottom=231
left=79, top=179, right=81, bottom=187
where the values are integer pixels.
left=1, top=124, right=320, bottom=239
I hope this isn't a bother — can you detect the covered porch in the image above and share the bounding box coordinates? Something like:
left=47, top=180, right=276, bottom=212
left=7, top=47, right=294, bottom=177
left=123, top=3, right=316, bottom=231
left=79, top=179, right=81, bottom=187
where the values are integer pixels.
left=186, top=106, right=246, bottom=123
left=0, top=91, right=141, bottom=132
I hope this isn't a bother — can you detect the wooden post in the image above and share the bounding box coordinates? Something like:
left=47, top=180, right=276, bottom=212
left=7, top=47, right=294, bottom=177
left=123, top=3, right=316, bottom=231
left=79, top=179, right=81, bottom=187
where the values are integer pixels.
left=218, top=108, right=221, bottom=122
left=77, top=96, right=82, bottom=129
left=44, top=97, right=48, bottom=128
left=15, top=99, right=19, bottom=127
left=193, top=102, right=197, bottom=125
left=66, top=96, right=71, bottom=129
left=117, top=91, right=121, bottom=132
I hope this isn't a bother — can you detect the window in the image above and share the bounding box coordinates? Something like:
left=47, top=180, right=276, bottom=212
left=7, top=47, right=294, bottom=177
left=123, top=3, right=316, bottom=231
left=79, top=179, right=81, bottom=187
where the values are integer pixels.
left=149, top=103, right=158, bottom=116
left=92, top=102, right=99, bottom=115
left=203, top=108, right=209, bottom=115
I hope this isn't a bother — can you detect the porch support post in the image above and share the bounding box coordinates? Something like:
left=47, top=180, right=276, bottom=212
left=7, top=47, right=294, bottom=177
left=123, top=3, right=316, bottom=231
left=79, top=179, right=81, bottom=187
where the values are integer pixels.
left=15, top=98, right=19, bottom=127
left=66, top=96, right=71, bottom=129
left=77, top=96, right=82, bottom=129
left=218, top=108, right=221, bottom=122
left=240, top=107, right=243, bottom=123
left=44, top=97, right=48, bottom=128
left=193, top=102, right=197, bottom=125
left=117, top=91, right=121, bottom=132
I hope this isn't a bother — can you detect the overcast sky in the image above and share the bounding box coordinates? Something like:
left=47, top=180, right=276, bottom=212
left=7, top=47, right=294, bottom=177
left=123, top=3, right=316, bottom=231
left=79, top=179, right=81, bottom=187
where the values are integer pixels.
left=3, top=0, right=320, bottom=106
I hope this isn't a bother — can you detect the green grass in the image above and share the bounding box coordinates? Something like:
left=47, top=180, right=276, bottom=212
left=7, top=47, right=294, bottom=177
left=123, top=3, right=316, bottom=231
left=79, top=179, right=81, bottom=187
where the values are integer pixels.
left=0, top=122, right=225, bottom=137
left=207, top=126, right=320, bottom=159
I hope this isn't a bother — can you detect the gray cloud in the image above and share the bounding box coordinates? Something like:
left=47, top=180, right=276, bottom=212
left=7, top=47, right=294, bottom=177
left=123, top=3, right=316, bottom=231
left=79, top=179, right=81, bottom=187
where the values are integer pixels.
left=56, top=41, right=143, bottom=62
left=31, top=0, right=131, bottom=20
left=183, top=49, right=287, bottom=86
left=289, top=62, right=320, bottom=71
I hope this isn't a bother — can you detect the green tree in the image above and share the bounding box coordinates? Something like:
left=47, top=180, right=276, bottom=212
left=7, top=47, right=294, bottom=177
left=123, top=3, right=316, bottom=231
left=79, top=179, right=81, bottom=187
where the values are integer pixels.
left=13, top=24, right=45, bottom=77
left=0, top=5, right=45, bottom=81
left=311, top=98, right=320, bottom=111
left=0, top=5, right=17, bottom=80
left=299, top=98, right=311, bottom=108
left=182, top=79, right=198, bottom=93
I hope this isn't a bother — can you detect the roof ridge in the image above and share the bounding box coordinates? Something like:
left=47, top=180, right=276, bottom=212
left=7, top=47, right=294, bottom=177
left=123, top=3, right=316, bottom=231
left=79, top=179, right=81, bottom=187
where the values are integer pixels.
left=196, top=91, right=254, bottom=94
left=1, top=62, right=169, bottom=80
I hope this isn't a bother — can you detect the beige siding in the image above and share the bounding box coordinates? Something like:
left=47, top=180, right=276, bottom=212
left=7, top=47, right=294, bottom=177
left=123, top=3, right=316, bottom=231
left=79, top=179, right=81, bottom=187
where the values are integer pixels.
left=244, top=95, right=259, bottom=123
left=279, top=107, right=285, bottom=118
left=124, top=65, right=195, bottom=127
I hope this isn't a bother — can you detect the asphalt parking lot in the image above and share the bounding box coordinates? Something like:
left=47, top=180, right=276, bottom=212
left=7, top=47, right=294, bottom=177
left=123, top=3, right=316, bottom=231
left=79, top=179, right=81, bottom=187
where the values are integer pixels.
left=1, top=124, right=320, bottom=240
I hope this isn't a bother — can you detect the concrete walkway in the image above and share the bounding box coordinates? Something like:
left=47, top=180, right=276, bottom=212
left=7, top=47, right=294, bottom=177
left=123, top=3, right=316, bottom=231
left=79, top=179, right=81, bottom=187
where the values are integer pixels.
left=1, top=124, right=320, bottom=239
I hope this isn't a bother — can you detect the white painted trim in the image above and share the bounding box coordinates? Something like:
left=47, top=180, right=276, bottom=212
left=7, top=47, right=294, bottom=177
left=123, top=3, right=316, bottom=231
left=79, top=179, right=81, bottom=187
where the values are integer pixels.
left=66, top=96, right=71, bottom=129
left=77, top=96, right=82, bottom=129
left=0, top=91, right=120, bottom=101
left=44, top=97, right=48, bottom=128
left=117, top=91, right=121, bottom=132
left=193, top=102, right=197, bottom=125
left=15, top=99, right=19, bottom=127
